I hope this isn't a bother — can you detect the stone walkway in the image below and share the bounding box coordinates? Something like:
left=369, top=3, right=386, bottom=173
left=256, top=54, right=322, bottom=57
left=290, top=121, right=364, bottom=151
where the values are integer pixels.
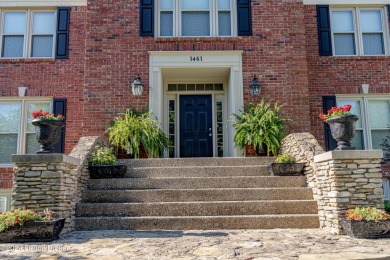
left=1, top=229, right=390, bottom=260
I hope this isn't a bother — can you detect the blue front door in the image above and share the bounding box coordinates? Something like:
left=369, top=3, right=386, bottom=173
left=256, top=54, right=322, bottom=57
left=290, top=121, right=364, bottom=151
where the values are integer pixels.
left=180, top=95, right=213, bottom=157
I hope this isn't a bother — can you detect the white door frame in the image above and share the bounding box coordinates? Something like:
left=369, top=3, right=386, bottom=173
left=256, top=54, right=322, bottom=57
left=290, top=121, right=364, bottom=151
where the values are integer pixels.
left=149, top=51, right=244, bottom=157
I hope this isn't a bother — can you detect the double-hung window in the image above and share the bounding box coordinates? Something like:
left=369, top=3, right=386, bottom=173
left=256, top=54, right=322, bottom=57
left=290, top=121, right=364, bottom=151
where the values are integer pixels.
left=0, top=100, right=51, bottom=165
left=331, top=7, right=388, bottom=56
left=1, top=9, right=56, bottom=58
left=337, top=97, right=390, bottom=150
left=158, top=0, right=234, bottom=37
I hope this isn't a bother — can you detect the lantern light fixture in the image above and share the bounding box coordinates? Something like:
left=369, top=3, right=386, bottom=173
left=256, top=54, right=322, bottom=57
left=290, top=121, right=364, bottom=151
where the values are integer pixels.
left=249, top=74, right=261, bottom=97
left=131, top=74, right=144, bottom=97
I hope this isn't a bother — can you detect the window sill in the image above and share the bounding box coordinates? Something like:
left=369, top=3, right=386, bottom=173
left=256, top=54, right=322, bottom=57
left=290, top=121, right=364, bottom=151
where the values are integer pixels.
left=0, top=58, right=56, bottom=64
left=321, top=55, right=390, bottom=61
left=0, top=164, right=15, bottom=169
left=154, top=37, right=239, bottom=42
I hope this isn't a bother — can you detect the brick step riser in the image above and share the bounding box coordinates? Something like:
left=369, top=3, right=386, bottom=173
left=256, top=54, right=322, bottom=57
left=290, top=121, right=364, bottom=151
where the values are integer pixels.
left=74, top=215, right=320, bottom=230
left=87, top=177, right=307, bottom=190
left=120, top=157, right=275, bottom=168
left=75, top=201, right=318, bottom=217
left=81, top=189, right=314, bottom=203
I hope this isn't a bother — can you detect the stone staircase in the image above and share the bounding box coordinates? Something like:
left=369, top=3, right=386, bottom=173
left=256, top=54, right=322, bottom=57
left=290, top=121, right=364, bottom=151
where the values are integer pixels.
left=75, top=157, right=319, bottom=230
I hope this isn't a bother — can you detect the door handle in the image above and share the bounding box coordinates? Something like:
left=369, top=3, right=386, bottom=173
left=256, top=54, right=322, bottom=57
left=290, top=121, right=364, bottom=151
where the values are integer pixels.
left=209, top=128, right=212, bottom=131
left=209, top=133, right=212, bottom=136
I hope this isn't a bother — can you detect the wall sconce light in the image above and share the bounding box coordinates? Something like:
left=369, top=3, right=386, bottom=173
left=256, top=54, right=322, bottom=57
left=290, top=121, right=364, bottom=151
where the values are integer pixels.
left=249, top=75, right=261, bottom=97
left=131, top=74, right=144, bottom=97
left=18, top=86, right=27, bottom=97
left=361, top=84, right=369, bottom=94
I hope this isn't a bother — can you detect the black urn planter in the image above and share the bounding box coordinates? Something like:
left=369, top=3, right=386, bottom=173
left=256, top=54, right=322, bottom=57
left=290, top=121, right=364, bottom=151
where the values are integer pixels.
left=32, top=119, right=65, bottom=154
left=269, top=163, right=305, bottom=176
left=89, top=164, right=127, bottom=179
left=0, top=218, right=65, bottom=243
left=326, top=115, right=359, bottom=150
left=340, top=219, right=390, bottom=239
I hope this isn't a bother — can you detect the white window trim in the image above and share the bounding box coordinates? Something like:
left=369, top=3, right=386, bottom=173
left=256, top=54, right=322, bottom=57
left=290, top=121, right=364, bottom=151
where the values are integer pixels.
left=337, top=95, right=390, bottom=150
left=330, top=6, right=389, bottom=56
left=0, top=189, right=12, bottom=212
left=384, top=179, right=390, bottom=201
left=0, top=97, right=52, bottom=167
left=0, top=1, right=86, bottom=7
left=156, top=0, right=237, bottom=38
left=0, top=8, right=57, bottom=59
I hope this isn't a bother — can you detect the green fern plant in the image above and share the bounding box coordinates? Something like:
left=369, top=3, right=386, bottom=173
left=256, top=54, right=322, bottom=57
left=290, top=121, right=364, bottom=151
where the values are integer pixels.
left=232, top=100, right=287, bottom=156
left=106, top=109, right=170, bottom=158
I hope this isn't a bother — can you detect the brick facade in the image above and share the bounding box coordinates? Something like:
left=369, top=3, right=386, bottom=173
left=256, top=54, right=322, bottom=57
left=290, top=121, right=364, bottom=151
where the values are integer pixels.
left=0, top=1, right=389, bottom=176
left=304, top=5, right=390, bottom=146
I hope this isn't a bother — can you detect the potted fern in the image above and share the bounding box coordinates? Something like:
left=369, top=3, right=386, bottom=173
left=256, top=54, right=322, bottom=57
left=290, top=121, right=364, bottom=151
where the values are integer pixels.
left=269, top=153, right=305, bottom=176
left=232, top=100, right=287, bottom=156
left=106, top=109, right=170, bottom=158
left=88, top=146, right=127, bottom=179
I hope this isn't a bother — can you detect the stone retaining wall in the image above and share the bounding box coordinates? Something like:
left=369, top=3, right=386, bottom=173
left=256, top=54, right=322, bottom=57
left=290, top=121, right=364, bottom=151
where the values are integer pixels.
left=280, top=133, right=324, bottom=188
left=314, top=151, right=384, bottom=234
left=12, top=136, right=108, bottom=233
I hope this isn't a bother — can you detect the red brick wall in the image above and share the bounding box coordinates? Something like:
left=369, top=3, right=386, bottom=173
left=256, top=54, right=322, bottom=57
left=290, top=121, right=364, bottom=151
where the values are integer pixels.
left=81, top=0, right=312, bottom=137
left=0, top=168, right=13, bottom=189
left=383, top=163, right=390, bottom=179
left=304, top=5, right=390, bottom=148
left=0, top=6, right=87, bottom=154
left=2, top=1, right=389, bottom=170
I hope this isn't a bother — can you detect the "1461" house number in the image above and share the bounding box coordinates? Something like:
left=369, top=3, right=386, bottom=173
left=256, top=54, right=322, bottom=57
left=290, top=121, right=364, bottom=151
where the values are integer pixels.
left=190, top=56, right=203, bottom=62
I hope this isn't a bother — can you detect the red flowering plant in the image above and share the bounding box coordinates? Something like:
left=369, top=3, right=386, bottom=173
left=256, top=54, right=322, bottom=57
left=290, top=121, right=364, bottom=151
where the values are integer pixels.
left=0, top=208, right=56, bottom=232
left=319, top=104, right=353, bottom=122
left=32, top=110, right=64, bottom=121
left=345, top=207, right=390, bottom=222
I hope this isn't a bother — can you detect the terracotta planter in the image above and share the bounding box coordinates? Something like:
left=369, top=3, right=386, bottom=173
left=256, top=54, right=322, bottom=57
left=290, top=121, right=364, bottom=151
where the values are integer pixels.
left=269, top=163, right=305, bottom=176
left=32, top=119, right=65, bottom=154
left=326, top=115, right=359, bottom=150
left=0, top=218, right=65, bottom=243
left=89, top=164, right=127, bottom=179
left=340, top=219, right=390, bottom=239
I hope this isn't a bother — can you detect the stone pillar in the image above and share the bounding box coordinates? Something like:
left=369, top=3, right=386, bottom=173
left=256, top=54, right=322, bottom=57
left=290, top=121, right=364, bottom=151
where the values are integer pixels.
left=313, top=150, right=384, bottom=234
left=12, top=154, right=80, bottom=233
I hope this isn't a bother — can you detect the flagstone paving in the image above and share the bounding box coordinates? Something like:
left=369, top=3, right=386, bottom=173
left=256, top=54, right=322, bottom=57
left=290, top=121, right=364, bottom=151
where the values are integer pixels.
left=1, top=229, right=390, bottom=260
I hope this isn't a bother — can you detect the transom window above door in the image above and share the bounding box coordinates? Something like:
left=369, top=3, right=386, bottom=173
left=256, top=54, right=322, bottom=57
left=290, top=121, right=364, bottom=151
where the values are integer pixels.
left=158, top=0, right=235, bottom=37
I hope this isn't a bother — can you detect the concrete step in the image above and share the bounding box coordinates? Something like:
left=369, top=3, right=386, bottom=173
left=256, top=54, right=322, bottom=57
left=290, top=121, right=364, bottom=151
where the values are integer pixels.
left=87, top=176, right=307, bottom=190
left=74, top=214, right=320, bottom=230
left=125, top=165, right=271, bottom=178
left=81, top=188, right=314, bottom=203
left=76, top=200, right=318, bottom=217
left=119, top=157, right=275, bottom=168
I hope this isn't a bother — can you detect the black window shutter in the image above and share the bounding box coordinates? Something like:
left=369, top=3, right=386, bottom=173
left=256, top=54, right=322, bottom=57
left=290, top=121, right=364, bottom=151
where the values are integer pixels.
left=140, top=0, right=154, bottom=36
left=316, top=5, right=332, bottom=56
left=237, top=0, right=252, bottom=36
left=53, top=98, right=67, bottom=153
left=56, top=7, right=70, bottom=59
left=388, top=6, right=390, bottom=21
left=322, top=96, right=337, bottom=151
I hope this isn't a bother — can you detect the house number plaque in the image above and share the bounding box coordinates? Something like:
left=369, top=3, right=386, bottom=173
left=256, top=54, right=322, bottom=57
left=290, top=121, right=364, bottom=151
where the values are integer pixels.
left=190, top=56, right=203, bottom=62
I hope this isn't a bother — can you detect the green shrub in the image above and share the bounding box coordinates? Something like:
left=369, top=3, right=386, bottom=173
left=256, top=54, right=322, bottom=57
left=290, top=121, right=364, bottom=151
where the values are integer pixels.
left=275, top=153, right=295, bottom=163
left=385, top=201, right=390, bottom=214
left=89, top=146, right=117, bottom=165
left=107, top=109, right=171, bottom=158
left=232, top=99, right=287, bottom=156
left=0, top=209, right=42, bottom=232
left=345, top=206, right=390, bottom=222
